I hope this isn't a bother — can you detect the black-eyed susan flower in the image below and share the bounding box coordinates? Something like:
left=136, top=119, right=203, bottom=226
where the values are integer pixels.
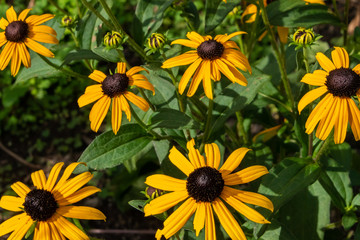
left=0, top=162, right=106, bottom=240
left=78, top=62, right=155, bottom=134
left=0, top=6, right=58, bottom=76
left=145, top=139, right=273, bottom=240
left=162, top=31, right=251, bottom=99
left=298, top=47, right=360, bottom=144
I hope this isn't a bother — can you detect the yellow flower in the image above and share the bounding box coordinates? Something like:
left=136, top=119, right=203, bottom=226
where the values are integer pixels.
left=0, top=6, right=58, bottom=76
left=0, top=162, right=106, bottom=240
left=162, top=31, right=251, bottom=99
left=298, top=47, right=360, bottom=144
left=78, top=62, right=155, bottom=134
left=145, top=139, right=273, bottom=240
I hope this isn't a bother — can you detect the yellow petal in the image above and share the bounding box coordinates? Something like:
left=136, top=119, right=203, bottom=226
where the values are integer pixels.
left=11, top=181, right=30, bottom=198
left=205, top=143, right=221, bottom=169
left=7, top=215, right=33, bottom=240
left=10, top=44, right=21, bottom=76
left=159, top=198, right=197, bottom=239
left=178, top=58, right=202, bottom=95
left=193, top=203, right=206, bottom=236
left=88, top=70, right=106, bottom=83
left=119, top=95, right=131, bottom=121
left=0, top=196, right=24, bottom=212
left=111, top=96, right=122, bottom=134
left=187, top=139, right=205, bottom=168
left=0, top=42, right=16, bottom=70
left=305, top=93, right=333, bottom=133
left=24, top=38, right=54, bottom=58
left=212, top=198, right=247, bottom=240
left=52, top=162, right=84, bottom=192
left=145, top=174, right=186, bottom=191
left=54, top=215, right=90, bottom=240
left=85, top=84, right=103, bottom=94
left=298, top=86, right=328, bottom=114
left=18, top=9, right=32, bottom=21
left=31, top=25, right=57, bottom=36
left=117, top=62, right=127, bottom=74
left=187, top=60, right=205, bottom=97
left=202, top=60, right=213, bottom=99
left=219, top=147, right=251, bottom=176
left=133, top=80, right=155, bottom=95
left=127, top=66, right=148, bottom=76
left=6, top=6, right=18, bottom=22
left=223, top=165, right=269, bottom=185
left=48, top=221, right=63, bottom=240
left=25, top=14, right=54, bottom=26
left=223, top=186, right=274, bottom=211
left=31, top=170, right=47, bottom=189
left=0, top=32, right=7, bottom=48
left=45, top=162, right=64, bottom=191
left=347, top=98, right=360, bottom=141
left=90, top=95, right=111, bottom=132
left=315, top=96, right=339, bottom=140
left=18, top=42, right=31, bottom=68
left=331, top=47, right=349, bottom=68
left=0, top=213, right=28, bottom=237
left=124, top=92, right=149, bottom=111
left=54, top=172, right=93, bottom=199
left=204, top=202, right=216, bottom=240
left=78, top=91, right=104, bottom=108
left=0, top=18, right=9, bottom=30
left=217, top=31, right=247, bottom=44
left=316, top=52, right=335, bottom=72
left=221, top=190, right=270, bottom=224
left=168, top=146, right=195, bottom=176
left=171, top=39, right=199, bottom=48
left=277, top=26, right=289, bottom=44
left=334, top=98, right=348, bottom=144
left=38, top=221, right=51, bottom=240
left=301, top=70, right=327, bottom=86
left=222, top=49, right=251, bottom=73
left=220, top=58, right=248, bottom=86
left=186, top=31, right=205, bottom=44
left=57, top=206, right=106, bottom=220
left=57, top=186, right=101, bottom=206
left=144, top=191, right=189, bottom=216
left=29, top=32, right=59, bottom=44
left=162, top=52, right=199, bottom=68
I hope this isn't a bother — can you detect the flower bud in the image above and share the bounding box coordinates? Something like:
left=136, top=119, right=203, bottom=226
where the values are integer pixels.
left=103, top=31, right=123, bottom=48
left=293, top=28, right=315, bottom=46
left=61, top=16, right=74, bottom=28
left=147, top=33, right=166, bottom=50
left=145, top=187, right=163, bottom=200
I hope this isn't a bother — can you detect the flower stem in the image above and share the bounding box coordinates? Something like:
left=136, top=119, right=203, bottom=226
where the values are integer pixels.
left=98, top=0, right=151, bottom=62
left=343, top=0, right=350, bottom=46
left=236, top=111, right=248, bottom=145
left=130, top=106, right=170, bottom=141
left=38, top=54, right=89, bottom=80
left=200, top=98, right=214, bottom=153
left=314, top=137, right=332, bottom=162
left=303, top=47, right=313, bottom=156
left=258, top=1, right=294, bottom=109
left=80, top=0, right=115, bottom=30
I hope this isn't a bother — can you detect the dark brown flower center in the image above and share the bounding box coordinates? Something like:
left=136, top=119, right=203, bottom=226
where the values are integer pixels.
left=5, top=21, right=29, bottom=42
left=101, top=73, right=129, bottom=97
left=23, top=189, right=58, bottom=221
left=186, top=166, right=224, bottom=202
left=197, top=40, right=224, bottom=60
left=325, top=67, right=360, bottom=97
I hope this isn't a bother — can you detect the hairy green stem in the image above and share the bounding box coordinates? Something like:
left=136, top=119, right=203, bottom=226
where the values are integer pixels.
left=343, top=0, right=350, bottom=46
left=200, top=98, right=214, bottom=153
left=258, top=92, right=293, bottom=113
left=258, top=1, right=294, bottom=109
left=314, top=137, right=332, bottom=162
left=236, top=111, right=248, bottom=145
left=81, top=0, right=115, bottom=29
left=38, top=54, right=89, bottom=80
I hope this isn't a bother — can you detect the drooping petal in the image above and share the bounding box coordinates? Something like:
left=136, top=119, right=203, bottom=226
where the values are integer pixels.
left=178, top=58, right=202, bottom=94
left=7, top=215, right=33, bottom=240
left=54, top=215, right=90, bottom=240
left=10, top=43, right=21, bottom=76
left=89, top=95, right=111, bottom=132
left=132, top=80, right=155, bottom=95
left=171, top=39, right=199, bottom=48
left=187, top=60, right=205, bottom=97
left=347, top=98, right=360, bottom=141
left=168, top=146, right=195, bottom=176
left=11, top=181, right=30, bottom=198
left=145, top=174, right=186, bottom=191
left=88, top=70, right=106, bottom=83
left=0, top=196, right=24, bottom=212
left=124, top=92, right=149, bottom=111
left=204, top=202, right=216, bottom=240
left=57, top=186, right=101, bottom=206
left=37, top=221, right=51, bottom=240
left=221, top=190, right=270, bottom=224
left=315, top=96, right=339, bottom=140
left=334, top=98, right=348, bottom=144
left=316, top=52, right=335, bottom=72
left=301, top=70, right=328, bottom=86
left=48, top=221, right=64, bottom=240
left=52, top=162, right=84, bottom=191
left=54, top=172, right=93, bottom=199
left=78, top=91, right=104, bottom=108
left=187, top=139, right=205, bottom=168
left=219, top=147, right=251, bottom=176
left=31, top=25, right=57, bottom=36
left=24, top=38, right=54, bottom=58
left=31, top=170, right=47, bottom=189
left=157, top=198, right=197, bottom=239
left=0, top=213, right=28, bottom=237
left=221, top=58, right=248, bottom=86
left=45, top=162, right=64, bottom=192
left=162, top=52, right=199, bottom=68
left=25, top=14, right=54, bottom=26
left=85, top=84, right=103, bottom=94
left=212, top=198, right=247, bottom=240
left=193, top=203, right=206, bottom=236
left=126, top=66, right=148, bottom=76
left=0, top=42, right=16, bottom=70
left=29, top=32, right=59, bottom=44
left=144, top=191, right=189, bottom=216
left=298, top=86, right=328, bottom=113
left=205, top=143, right=221, bottom=169
left=117, top=62, right=127, bottom=74
left=223, top=165, right=269, bottom=185
left=305, top=93, right=333, bottom=133
left=111, top=96, right=122, bottom=134
left=119, top=95, right=131, bottom=121
left=18, top=42, right=31, bottom=68
left=202, top=60, right=213, bottom=99
left=216, top=31, right=247, bottom=44
left=57, top=206, right=106, bottom=220
left=222, top=49, right=251, bottom=73
left=331, top=47, right=349, bottom=68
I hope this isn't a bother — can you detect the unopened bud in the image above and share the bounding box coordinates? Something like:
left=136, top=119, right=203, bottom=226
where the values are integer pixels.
left=145, top=187, right=163, bottom=200
left=293, top=28, right=315, bottom=46
left=147, top=33, right=166, bottom=50
left=61, top=16, right=74, bottom=28
left=104, top=31, right=123, bottom=48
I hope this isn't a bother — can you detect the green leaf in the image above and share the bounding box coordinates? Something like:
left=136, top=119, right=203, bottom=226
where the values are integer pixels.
left=2, top=84, right=28, bottom=108
left=211, top=68, right=271, bottom=136
left=149, top=108, right=200, bottom=130
left=342, top=212, right=358, bottom=230
left=277, top=180, right=330, bottom=240
left=16, top=55, right=62, bottom=83
left=76, top=124, right=152, bottom=171
left=128, top=199, right=147, bottom=213
left=182, top=2, right=200, bottom=30
left=92, top=47, right=121, bottom=63
left=153, top=140, right=170, bottom=164
left=204, top=0, right=241, bottom=33
left=61, top=49, right=107, bottom=66
left=257, top=219, right=298, bottom=240
left=352, top=193, right=360, bottom=206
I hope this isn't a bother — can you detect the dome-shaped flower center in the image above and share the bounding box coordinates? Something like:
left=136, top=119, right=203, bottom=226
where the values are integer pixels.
left=5, top=21, right=29, bottom=42
left=186, top=166, right=224, bottom=202
left=102, top=73, right=129, bottom=98
left=325, top=67, right=360, bottom=97
left=197, top=40, right=224, bottom=60
left=23, top=189, right=58, bottom=221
